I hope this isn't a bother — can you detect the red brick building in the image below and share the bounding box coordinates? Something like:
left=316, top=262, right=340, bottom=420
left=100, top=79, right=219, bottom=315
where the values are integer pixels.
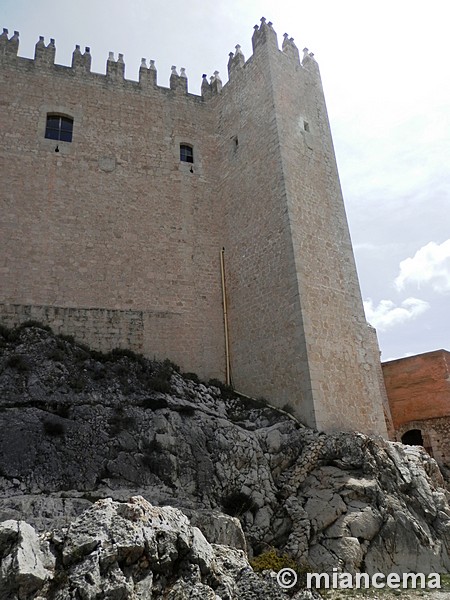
left=382, top=349, right=450, bottom=470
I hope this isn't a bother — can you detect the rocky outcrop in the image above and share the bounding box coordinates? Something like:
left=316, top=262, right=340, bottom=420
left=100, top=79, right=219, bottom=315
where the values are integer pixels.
left=0, top=323, right=449, bottom=591
left=0, top=496, right=320, bottom=599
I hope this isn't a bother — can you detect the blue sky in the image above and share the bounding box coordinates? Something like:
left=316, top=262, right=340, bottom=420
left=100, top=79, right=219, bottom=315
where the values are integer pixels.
left=2, top=0, right=449, bottom=361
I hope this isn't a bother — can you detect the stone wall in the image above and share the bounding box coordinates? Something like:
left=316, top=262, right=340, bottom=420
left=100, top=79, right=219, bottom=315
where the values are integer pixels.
left=0, top=302, right=193, bottom=366
left=214, top=21, right=388, bottom=435
left=0, top=32, right=225, bottom=380
left=0, top=22, right=389, bottom=435
left=395, top=418, right=450, bottom=471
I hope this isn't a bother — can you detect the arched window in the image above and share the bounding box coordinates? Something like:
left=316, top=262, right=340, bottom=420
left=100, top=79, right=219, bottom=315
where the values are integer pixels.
left=401, top=429, right=424, bottom=446
left=180, top=144, right=193, bottom=163
left=45, top=114, right=73, bottom=142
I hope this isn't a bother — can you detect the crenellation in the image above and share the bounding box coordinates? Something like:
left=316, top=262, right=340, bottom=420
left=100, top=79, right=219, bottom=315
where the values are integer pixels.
left=179, top=67, right=188, bottom=92
left=210, top=71, right=222, bottom=94
left=0, top=23, right=308, bottom=99
left=301, top=47, right=318, bottom=73
left=227, top=44, right=245, bottom=79
left=71, top=44, right=91, bottom=72
left=170, top=65, right=179, bottom=89
left=168, top=65, right=188, bottom=93
left=139, top=58, right=157, bottom=87
left=72, top=43, right=81, bottom=64
left=282, top=33, right=300, bottom=64
left=106, top=51, right=125, bottom=80
left=0, top=28, right=9, bottom=50
left=34, top=35, right=56, bottom=66
left=251, top=17, right=278, bottom=53
left=201, top=73, right=211, bottom=98
left=2, top=29, right=19, bottom=57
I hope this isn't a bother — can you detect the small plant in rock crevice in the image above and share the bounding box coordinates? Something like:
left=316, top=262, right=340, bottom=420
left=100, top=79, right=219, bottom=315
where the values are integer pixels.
left=43, top=419, right=66, bottom=437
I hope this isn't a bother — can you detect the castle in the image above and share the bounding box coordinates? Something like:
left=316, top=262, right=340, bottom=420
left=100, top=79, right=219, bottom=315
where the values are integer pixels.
left=0, top=19, right=390, bottom=436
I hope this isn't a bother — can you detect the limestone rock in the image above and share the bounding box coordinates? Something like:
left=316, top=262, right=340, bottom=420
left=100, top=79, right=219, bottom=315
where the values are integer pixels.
left=1, top=325, right=450, bottom=587
left=0, top=520, right=54, bottom=599
left=186, top=509, right=247, bottom=551
left=0, top=497, right=304, bottom=599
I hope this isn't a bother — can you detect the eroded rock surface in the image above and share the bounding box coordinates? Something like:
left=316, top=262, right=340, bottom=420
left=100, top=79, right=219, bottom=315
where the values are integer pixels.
left=1, top=496, right=321, bottom=599
left=0, top=324, right=449, bottom=594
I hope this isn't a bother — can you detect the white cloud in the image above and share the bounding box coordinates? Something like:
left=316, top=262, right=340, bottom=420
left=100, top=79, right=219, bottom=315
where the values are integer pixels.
left=363, top=298, right=430, bottom=332
left=395, top=240, right=450, bottom=293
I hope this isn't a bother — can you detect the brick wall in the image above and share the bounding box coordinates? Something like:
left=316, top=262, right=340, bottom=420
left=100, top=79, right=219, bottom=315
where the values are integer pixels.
left=383, top=350, right=450, bottom=427
left=383, top=350, right=450, bottom=467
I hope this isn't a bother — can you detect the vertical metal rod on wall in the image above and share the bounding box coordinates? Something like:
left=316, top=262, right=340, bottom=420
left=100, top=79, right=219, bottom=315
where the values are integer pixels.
left=220, top=247, right=231, bottom=386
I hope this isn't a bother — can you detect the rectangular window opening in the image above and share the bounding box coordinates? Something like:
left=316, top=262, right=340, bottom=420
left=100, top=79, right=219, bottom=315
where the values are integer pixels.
left=45, top=115, right=73, bottom=142
left=180, top=144, right=194, bottom=163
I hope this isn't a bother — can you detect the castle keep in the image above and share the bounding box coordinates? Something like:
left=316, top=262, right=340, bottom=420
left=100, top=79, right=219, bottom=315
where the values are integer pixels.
left=0, top=19, right=390, bottom=436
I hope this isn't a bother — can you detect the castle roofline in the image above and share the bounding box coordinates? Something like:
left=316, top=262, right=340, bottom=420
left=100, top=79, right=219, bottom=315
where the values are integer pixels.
left=0, top=19, right=318, bottom=99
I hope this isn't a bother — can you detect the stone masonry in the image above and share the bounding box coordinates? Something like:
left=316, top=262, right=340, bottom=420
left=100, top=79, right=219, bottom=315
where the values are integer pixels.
left=0, top=19, right=389, bottom=435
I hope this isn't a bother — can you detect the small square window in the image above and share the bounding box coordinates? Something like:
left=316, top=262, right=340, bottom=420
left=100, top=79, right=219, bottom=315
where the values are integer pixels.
left=180, top=144, right=193, bottom=163
left=45, top=115, right=73, bottom=142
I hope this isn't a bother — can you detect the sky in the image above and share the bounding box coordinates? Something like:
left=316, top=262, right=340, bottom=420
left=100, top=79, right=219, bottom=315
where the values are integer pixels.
left=2, top=0, right=449, bottom=361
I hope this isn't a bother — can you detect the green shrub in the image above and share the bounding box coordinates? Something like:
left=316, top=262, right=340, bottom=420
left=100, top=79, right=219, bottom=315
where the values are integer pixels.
left=222, top=492, right=259, bottom=517
left=109, top=409, right=136, bottom=434
left=113, top=363, right=129, bottom=377
left=54, top=403, right=70, bottom=418
left=174, top=404, right=196, bottom=416
left=17, top=320, right=52, bottom=332
left=141, top=396, right=169, bottom=410
left=57, top=333, right=75, bottom=344
left=43, top=420, right=65, bottom=436
left=440, top=575, right=450, bottom=591
left=47, top=348, right=66, bottom=362
left=147, top=375, right=172, bottom=394
left=208, top=378, right=222, bottom=388
left=108, top=347, right=147, bottom=367
left=250, top=547, right=298, bottom=573
left=92, top=367, right=106, bottom=380
left=243, top=396, right=268, bottom=410
left=68, top=375, right=86, bottom=392
left=208, top=378, right=235, bottom=399
left=89, top=349, right=109, bottom=363
left=141, top=453, right=154, bottom=468
left=0, top=324, right=11, bottom=339
left=140, top=440, right=174, bottom=486
left=6, top=354, right=31, bottom=372
left=182, top=372, right=200, bottom=384
left=162, top=358, right=180, bottom=373
left=76, top=342, right=91, bottom=353
left=73, top=347, right=90, bottom=361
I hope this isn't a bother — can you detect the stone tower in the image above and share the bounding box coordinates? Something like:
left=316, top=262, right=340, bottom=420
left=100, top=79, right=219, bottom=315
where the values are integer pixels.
left=0, top=20, right=390, bottom=436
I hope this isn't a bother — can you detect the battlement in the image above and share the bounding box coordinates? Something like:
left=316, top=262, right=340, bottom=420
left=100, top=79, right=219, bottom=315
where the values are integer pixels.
left=0, top=19, right=318, bottom=100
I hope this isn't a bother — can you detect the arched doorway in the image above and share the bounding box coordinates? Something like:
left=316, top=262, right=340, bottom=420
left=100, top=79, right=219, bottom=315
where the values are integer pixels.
left=401, top=429, right=424, bottom=446
left=401, top=428, right=433, bottom=457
